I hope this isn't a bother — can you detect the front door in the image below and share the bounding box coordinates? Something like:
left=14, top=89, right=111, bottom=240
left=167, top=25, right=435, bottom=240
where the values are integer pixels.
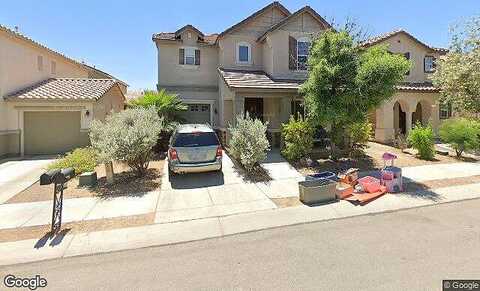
left=244, top=98, right=263, bottom=122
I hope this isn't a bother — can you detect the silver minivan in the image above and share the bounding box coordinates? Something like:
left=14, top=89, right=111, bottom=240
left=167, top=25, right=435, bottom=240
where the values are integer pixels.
left=168, top=124, right=222, bottom=174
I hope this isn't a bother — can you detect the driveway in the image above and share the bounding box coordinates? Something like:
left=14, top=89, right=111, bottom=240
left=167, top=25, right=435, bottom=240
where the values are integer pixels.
left=155, top=150, right=303, bottom=223
left=0, top=157, right=55, bottom=204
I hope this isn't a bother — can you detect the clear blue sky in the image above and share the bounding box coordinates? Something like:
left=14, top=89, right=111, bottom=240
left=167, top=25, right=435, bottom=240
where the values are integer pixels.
left=2, top=0, right=479, bottom=90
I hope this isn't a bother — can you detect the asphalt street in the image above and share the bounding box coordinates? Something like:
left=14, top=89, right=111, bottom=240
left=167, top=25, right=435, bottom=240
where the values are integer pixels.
left=2, top=199, right=480, bottom=291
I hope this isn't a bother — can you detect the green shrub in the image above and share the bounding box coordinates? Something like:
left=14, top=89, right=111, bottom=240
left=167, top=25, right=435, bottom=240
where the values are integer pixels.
left=439, top=118, right=480, bottom=157
left=228, top=113, right=270, bottom=172
left=47, top=147, right=97, bottom=175
left=90, top=107, right=164, bottom=176
left=407, top=123, right=435, bottom=160
left=281, top=116, right=314, bottom=161
left=347, top=121, right=373, bottom=149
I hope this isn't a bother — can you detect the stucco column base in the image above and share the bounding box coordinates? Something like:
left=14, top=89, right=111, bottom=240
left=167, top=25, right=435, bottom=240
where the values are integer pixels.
left=375, top=128, right=395, bottom=144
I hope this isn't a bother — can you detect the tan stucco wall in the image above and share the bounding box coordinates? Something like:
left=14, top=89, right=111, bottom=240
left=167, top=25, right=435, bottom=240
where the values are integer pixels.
left=263, top=13, right=326, bottom=80
left=375, top=33, right=442, bottom=83
left=0, top=131, right=20, bottom=158
left=93, top=85, right=125, bottom=121
left=155, top=31, right=218, bottom=88
left=0, top=30, right=90, bottom=137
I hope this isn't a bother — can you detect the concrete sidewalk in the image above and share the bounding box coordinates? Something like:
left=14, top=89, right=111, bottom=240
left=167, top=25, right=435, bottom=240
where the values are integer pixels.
left=2, top=181, right=480, bottom=266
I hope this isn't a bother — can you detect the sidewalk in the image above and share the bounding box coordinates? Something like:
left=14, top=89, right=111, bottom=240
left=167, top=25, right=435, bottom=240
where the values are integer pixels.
left=1, top=161, right=480, bottom=266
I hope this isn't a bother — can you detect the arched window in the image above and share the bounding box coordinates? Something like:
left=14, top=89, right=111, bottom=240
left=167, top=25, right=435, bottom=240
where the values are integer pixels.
left=236, top=41, right=252, bottom=64
left=296, top=37, right=310, bottom=71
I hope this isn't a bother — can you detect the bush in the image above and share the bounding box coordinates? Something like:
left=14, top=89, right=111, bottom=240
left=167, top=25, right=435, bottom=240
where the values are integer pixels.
left=281, top=116, right=314, bottom=161
left=47, top=147, right=97, bottom=175
left=439, top=118, right=480, bottom=157
left=407, top=123, right=435, bottom=160
left=228, top=113, right=270, bottom=172
left=90, top=107, right=164, bottom=176
left=347, top=121, right=373, bottom=150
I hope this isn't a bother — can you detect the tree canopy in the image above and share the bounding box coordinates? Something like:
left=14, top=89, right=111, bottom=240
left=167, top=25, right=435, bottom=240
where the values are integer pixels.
left=300, top=29, right=411, bottom=148
left=432, top=16, right=480, bottom=113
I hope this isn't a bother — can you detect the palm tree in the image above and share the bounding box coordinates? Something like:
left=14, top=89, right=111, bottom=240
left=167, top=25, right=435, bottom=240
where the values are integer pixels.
left=128, top=89, right=187, bottom=125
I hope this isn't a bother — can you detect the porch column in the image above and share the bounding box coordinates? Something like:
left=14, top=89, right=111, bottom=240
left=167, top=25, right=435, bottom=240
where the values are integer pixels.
left=280, top=96, right=292, bottom=124
left=430, top=101, right=440, bottom=135
left=233, top=95, right=244, bottom=120
left=374, top=103, right=395, bottom=143
left=405, top=110, right=413, bottom=135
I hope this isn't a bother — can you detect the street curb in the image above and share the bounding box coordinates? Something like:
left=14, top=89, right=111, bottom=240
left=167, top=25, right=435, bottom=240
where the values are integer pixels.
left=2, top=195, right=480, bottom=268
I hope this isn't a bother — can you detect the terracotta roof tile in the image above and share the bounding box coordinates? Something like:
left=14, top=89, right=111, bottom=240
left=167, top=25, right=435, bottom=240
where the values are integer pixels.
left=361, top=29, right=448, bottom=53
left=218, top=68, right=302, bottom=90
left=5, top=78, right=118, bottom=101
left=395, top=82, right=439, bottom=92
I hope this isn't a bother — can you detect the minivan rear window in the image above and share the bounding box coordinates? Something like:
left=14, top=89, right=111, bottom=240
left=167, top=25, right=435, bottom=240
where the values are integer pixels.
left=173, top=132, right=219, bottom=147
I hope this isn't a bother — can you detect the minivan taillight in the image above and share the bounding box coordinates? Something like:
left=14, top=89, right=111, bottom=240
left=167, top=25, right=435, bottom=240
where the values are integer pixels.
left=216, top=146, right=223, bottom=158
left=169, top=148, right=178, bottom=160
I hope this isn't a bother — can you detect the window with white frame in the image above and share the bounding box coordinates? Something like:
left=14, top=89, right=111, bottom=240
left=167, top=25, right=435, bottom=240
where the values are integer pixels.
left=185, top=47, right=196, bottom=65
left=297, top=37, right=310, bottom=71
left=236, top=42, right=251, bottom=64
left=424, top=56, right=436, bottom=73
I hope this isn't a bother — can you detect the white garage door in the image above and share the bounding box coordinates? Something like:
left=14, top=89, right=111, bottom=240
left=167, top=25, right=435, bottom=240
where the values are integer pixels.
left=179, top=104, right=211, bottom=124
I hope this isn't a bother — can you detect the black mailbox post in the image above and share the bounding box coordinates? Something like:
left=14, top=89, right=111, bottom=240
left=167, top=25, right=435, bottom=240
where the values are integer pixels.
left=39, top=167, right=75, bottom=234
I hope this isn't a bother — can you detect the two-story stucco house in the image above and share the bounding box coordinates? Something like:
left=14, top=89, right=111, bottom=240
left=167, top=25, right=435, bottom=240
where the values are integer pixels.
left=0, top=25, right=127, bottom=157
left=153, top=2, right=450, bottom=145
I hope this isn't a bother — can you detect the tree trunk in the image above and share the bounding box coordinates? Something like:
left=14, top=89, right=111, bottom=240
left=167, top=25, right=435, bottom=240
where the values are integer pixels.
left=105, top=162, right=114, bottom=184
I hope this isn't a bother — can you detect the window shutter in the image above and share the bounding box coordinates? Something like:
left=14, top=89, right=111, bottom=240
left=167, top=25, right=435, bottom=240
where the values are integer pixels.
left=195, top=49, right=200, bottom=65
left=179, top=48, right=185, bottom=65
left=289, top=36, right=297, bottom=70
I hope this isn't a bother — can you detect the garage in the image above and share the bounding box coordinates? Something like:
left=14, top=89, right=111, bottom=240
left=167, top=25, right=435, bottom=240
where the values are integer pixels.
left=24, top=111, right=86, bottom=155
left=179, top=103, right=212, bottom=124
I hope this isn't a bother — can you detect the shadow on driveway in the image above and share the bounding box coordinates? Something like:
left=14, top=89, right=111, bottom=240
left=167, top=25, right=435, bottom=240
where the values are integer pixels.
left=169, top=171, right=225, bottom=189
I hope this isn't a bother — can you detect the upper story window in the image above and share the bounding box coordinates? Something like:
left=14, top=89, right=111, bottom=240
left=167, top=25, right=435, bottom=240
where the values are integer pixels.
left=297, top=37, right=310, bottom=71
left=179, top=47, right=200, bottom=66
left=404, top=52, right=410, bottom=75
left=37, top=55, right=43, bottom=71
left=424, top=56, right=436, bottom=73
left=51, top=61, right=56, bottom=75
left=236, top=42, right=251, bottom=64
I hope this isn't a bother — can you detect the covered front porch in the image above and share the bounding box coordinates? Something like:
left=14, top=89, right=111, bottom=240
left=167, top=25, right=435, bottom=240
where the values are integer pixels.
left=373, top=88, right=441, bottom=143
left=218, top=68, right=303, bottom=147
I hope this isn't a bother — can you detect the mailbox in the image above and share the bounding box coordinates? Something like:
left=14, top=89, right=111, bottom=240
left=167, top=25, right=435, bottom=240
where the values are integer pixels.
left=39, top=167, right=75, bottom=234
left=40, top=169, right=61, bottom=185
left=54, top=168, right=75, bottom=184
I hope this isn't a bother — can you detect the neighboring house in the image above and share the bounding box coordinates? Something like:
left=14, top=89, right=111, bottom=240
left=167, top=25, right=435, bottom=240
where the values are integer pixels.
left=362, top=29, right=450, bottom=143
left=153, top=2, right=331, bottom=145
left=153, top=2, right=452, bottom=145
left=0, top=24, right=127, bottom=157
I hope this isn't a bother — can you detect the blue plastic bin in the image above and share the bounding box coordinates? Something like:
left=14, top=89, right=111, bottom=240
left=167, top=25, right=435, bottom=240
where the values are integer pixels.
left=305, top=171, right=337, bottom=181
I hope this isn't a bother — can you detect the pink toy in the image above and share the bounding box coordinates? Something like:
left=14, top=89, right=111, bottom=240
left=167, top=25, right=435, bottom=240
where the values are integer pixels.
left=381, top=152, right=403, bottom=192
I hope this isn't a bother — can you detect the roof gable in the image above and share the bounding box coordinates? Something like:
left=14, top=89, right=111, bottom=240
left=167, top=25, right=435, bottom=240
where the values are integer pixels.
left=217, top=1, right=291, bottom=41
left=361, top=29, right=448, bottom=54
left=0, top=24, right=86, bottom=70
left=257, top=6, right=331, bottom=42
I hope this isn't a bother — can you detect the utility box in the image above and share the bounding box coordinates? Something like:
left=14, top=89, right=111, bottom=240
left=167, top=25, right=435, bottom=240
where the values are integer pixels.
left=79, top=171, right=97, bottom=187
left=298, top=179, right=337, bottom=204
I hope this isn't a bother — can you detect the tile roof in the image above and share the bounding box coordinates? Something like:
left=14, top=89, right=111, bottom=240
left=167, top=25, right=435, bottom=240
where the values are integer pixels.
left=395, top=82, right=439, bottom=92
left=82, top=63, right=128, bottom=87
left=257, top=6, right=331, bottom=42
left=152, top=29, right=218, bottom=45
left=218, top=68, right=302, bottom=90
left=5, top=78, right=119, bottom=101
left=217, top=1, right=291, bottom=41
left=0, top=24, right=86, bottom=68
left=360, top=29, right=448, bottom=53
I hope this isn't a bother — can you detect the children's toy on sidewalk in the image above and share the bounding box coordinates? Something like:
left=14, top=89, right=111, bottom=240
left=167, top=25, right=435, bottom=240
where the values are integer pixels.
left=345, top=175, right=387, bottom=204
left=338, top=168, right=359, bottom=186
left=380, top=152, right=403, bottom=193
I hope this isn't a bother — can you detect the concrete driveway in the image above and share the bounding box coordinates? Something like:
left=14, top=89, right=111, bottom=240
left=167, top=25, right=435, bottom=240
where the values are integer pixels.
left=0, top=157, right=55, bottom=204
left=155, top=151, right=303, bottom=224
